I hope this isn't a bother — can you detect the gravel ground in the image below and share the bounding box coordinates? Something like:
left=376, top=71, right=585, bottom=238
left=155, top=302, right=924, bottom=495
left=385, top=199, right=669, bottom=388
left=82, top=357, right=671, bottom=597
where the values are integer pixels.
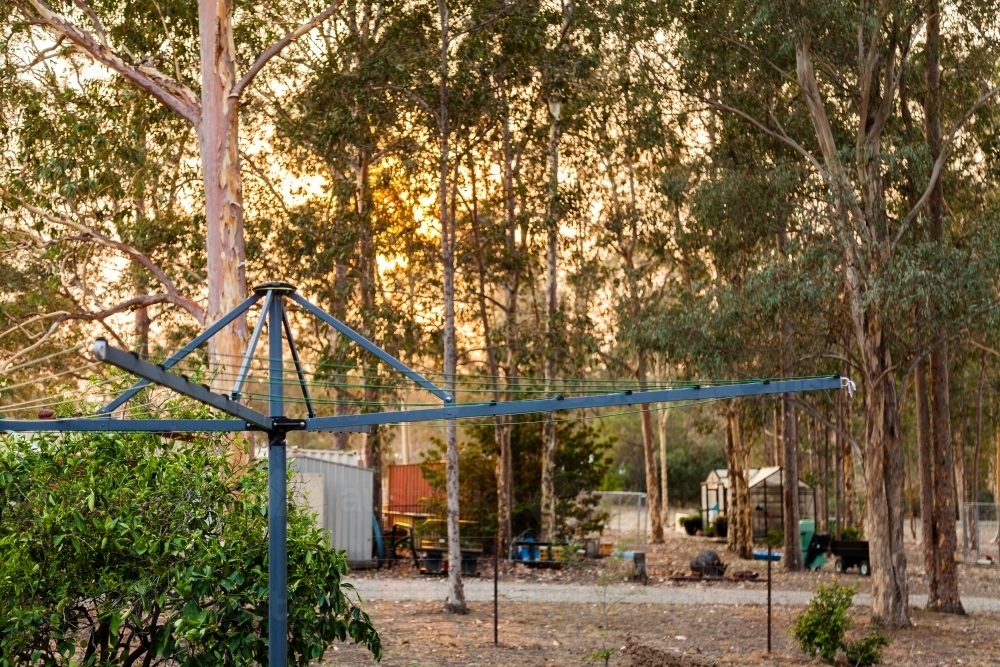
left=348, top=576, right=1000, bottom=612
left=324, top=599, right=1000, bottom=666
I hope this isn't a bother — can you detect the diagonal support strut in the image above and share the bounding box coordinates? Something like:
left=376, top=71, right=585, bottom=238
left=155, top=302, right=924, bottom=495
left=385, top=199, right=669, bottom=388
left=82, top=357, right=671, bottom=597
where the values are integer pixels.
left=92, top=339, right=272, bottom=430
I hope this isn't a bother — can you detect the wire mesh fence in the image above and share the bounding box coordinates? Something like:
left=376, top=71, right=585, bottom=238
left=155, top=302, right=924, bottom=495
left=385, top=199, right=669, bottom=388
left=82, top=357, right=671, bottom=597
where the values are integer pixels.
left=598, top=491, right=648, bottom=551
left=959, top=503, right=1000, bottom=565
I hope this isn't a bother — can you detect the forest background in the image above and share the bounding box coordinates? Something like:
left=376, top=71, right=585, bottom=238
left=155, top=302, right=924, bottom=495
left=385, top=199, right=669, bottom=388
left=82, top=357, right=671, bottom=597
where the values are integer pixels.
left=4, top=0, right=1000, bottom=626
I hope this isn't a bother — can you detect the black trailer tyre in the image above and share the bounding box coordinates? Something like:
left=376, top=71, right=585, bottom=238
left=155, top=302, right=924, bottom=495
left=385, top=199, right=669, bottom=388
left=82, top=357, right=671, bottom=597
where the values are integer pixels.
left=834, top=558, right=845, bottom=573
left=860, top=560, right=870, bottom=576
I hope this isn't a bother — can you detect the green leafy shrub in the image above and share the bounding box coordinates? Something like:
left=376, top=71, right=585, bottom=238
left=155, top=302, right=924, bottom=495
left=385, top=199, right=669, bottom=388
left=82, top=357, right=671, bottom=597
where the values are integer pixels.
left=844, top=630, right=891, bottom=667
left=793, top=583, right=855, bottom=662
left=766, top=528, right=784, bottom=548
left=792, top=583, right=890, bottom=665
left=0, top=430, right=381, bottom=666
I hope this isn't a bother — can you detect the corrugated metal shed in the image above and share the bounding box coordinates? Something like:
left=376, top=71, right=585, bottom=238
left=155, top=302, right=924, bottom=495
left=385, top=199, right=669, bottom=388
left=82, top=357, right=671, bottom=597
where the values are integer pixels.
left=257, top=451, right=372, bottom=566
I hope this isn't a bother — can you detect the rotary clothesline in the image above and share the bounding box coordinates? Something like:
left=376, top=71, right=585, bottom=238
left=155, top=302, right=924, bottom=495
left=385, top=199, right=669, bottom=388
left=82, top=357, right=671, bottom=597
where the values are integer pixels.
left=0, top=281, right=851, bottom=667
left=2, top=347, right=844, bottom=415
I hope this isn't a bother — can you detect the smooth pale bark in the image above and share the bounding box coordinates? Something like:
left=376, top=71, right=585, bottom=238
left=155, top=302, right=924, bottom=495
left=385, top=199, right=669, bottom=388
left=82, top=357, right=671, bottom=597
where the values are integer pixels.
left=333, top=262, right=350, bottom=451
left=658, top=406, right=670, bottom=528
left=923, top=0, right=963, bottom=613
left=916, top=355, right=938, bottom=596
left=437, top=0, right=465, bottom=614
left=640, top=403, right=663, bottom=543
left=951, top=377, right=967, bottom=537
left=22, top=0, right=344, bottom=400
left=198, top=0, right=246, bottom=376
left=781, top=398, right=802, bottom=571
left=636, top=357, right=663, bottom=543
left=357, top=146, right=384, bottom=517
left=134, top=304, right=151, bottom=360
left=493, top=73, right=520, bottom=554
left=540, top=100, right=561, bottom=541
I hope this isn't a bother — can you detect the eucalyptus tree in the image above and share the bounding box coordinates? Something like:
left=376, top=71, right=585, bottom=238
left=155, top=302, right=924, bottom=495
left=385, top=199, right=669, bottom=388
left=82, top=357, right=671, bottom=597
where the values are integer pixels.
left=0, top=56, right=208, bottom=399
left=659, top=118, right=843, bottom=562
left=670, top=0, right=1000, bottom=625
left=4, top=0, right=346, bottom=375
left=574, top=0, right=679, bottom=543
left=266, top=0, right=437, bottom=507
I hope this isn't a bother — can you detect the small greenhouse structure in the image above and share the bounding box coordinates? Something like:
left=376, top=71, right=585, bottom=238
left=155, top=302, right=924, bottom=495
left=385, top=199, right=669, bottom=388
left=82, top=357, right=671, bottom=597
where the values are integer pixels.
left=701, top=466, right=814, bottom=539
left=700, top=468, right=759, bottom=525
left=749, top=466, right=815, bottom=540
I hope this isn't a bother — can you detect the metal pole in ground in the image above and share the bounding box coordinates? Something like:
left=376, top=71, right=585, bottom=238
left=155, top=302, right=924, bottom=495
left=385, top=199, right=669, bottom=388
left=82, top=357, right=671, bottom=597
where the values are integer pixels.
left=494, top=535, right=499, bottom=645
left=268, top=292, right=287, bottom=667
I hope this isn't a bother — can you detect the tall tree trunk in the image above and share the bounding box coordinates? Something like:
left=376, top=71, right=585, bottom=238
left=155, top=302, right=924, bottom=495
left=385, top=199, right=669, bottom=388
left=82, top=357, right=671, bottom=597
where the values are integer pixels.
left=494, top=73, right=519, bottom=554
left=636, top=355, right=664, bottom=543
left=923, top=0, right=963, bottom=615
left=953, top=384, right=967, bottom=529
left=822, top=421, right=830, bottom=533
left=972, top=351, right=985, bottom=550
left=468, top=154, right=507, bottom=553
left=540, top=99, right=562, bottom=541
left=332, top=262, right=349, bottom=451
left=845, top=396, right=857, bottom=530
left=725, top=405, right=737, bottom=553
left=135, top=304, right=151, bottom=360
left=726, top=404, right=752, bottom=558
left=198, top=0, right=247, bottom=377
left=781, top=397, right=802, bottom=571
left=659, top=406, right=670, bottom=529
left=916, top=353, right=938, bottom=595
left=796, top=36, right=910, bottom=625
left=836, top=388, right=844, bottom=539
left=437, top=0, right=465, bottom=614
left=771, top=405, right=782, bottom=466
left=857, top=317, right=909, bottom=626
left=357, top=147, right=383, bottom=518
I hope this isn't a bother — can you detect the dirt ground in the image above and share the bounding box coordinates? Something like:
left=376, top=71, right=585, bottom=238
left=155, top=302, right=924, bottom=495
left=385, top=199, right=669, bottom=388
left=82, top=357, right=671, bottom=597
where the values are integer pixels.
left=324, top=599, right=1000, bottom=666
left=331, top=525, right=1000, bottom=665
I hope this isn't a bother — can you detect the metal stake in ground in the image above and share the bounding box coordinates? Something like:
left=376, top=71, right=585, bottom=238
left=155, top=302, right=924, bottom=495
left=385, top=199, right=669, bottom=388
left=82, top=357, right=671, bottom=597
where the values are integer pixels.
left=494, top=536, right=499, bottom=646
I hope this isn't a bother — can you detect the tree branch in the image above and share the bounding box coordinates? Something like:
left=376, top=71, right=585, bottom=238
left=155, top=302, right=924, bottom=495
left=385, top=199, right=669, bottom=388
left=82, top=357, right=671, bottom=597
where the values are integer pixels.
left=21, top=0, right=201, bottom=126
left=231, top=0, right=344, bottom=100
left=788, top=395, right=863, bottom=458
left=8, top=193, right=206, bottom=323
left=893, top=81, right=1000, bottom=248
left=71, top=0, right=107, bottom=46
